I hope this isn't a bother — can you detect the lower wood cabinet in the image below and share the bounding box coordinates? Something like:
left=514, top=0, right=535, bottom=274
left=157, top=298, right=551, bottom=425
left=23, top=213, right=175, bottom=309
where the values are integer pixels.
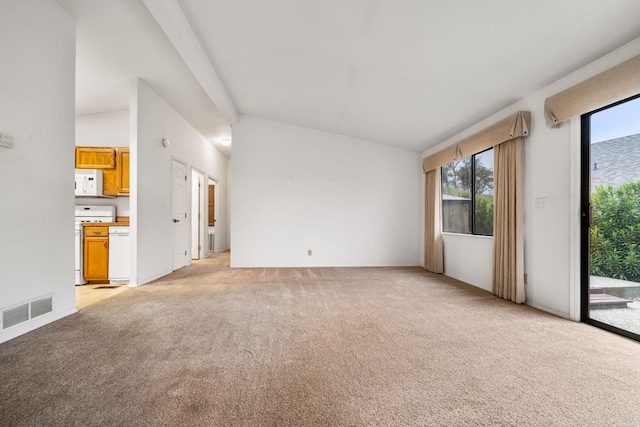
left=83, top=226, right=109, bottom=282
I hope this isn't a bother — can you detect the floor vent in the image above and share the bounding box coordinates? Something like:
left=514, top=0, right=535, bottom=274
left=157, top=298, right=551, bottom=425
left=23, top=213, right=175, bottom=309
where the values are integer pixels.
left=2, top=296, right=53, bottom=330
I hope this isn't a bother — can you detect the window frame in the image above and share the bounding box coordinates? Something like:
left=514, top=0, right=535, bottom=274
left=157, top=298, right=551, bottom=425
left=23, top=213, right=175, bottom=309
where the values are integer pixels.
left=441, top=148, right=494, bottom=236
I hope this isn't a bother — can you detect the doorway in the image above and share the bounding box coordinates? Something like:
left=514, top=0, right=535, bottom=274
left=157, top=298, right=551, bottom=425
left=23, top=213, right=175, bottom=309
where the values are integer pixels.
left=191, top=169, right=205, bottom=260
left=172, top=159, right=188, bottom=271
left=581, top=94, right=640, bottom=341
left=207, top=178, right=217, bottom=256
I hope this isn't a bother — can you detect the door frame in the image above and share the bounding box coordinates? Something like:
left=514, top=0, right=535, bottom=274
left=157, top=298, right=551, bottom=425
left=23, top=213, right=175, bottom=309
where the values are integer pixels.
left=569, top=117, right=582, bottom=321
left=207, top=176, right=219, bottom=255
left=579, top=114, right=592, bottom=323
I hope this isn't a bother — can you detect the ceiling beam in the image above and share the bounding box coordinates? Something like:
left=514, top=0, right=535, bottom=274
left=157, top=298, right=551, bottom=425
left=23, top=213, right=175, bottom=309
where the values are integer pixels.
left=142, top=0, right=238, bottom=124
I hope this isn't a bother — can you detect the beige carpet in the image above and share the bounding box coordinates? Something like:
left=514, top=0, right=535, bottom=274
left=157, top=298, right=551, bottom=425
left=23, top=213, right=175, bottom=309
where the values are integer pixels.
left=2, top=252, right=640, bottom=426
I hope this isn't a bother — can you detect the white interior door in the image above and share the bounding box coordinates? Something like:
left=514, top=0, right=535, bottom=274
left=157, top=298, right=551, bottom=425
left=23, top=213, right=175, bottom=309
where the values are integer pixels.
left=172, top=159, right=187, bottom=270
left=191, top=170, right=202, bottom=259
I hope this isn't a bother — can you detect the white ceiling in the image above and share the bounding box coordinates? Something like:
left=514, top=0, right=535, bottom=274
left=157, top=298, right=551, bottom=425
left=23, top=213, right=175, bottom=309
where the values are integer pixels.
left=58, top=0, right=640, bottom=157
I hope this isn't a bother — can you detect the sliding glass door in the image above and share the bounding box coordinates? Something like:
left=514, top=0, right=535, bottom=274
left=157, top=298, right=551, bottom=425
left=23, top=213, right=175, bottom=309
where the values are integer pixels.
left=582, top=95, right=640, bottom=341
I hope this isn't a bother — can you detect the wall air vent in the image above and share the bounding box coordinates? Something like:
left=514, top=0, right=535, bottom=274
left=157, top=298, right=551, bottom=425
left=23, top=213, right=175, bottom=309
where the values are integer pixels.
left=3, top=304, right=29, bottom=329
left=2, top=296, right=53, bottom=330
left=31, top=297, right=53, bottom=318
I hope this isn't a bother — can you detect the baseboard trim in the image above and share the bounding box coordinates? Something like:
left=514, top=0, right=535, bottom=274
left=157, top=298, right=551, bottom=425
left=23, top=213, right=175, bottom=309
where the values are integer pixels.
left=526, top=301, right=572, bottom=320
left=134, top=270, right=173, bottom=287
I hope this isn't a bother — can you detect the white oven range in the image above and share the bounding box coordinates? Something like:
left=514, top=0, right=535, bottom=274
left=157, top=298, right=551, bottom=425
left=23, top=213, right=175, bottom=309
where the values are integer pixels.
left=74, top=205, right=115, bottom=285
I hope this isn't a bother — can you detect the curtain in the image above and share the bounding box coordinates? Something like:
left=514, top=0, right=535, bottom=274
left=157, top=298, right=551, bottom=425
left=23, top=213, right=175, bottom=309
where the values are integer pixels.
left=544, top=54, right=640, bottom=127
left=421, top=111, right=530, bottom=297
left=493, top=137, right=525, bottom=303
left=423, top=111, right=530, bottom=172
left=424, top=168, right=444, bottom=273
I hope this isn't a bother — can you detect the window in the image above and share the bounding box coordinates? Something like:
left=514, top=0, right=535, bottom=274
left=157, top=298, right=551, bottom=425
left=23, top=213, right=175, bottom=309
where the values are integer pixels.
left=441, top=148, right=494, bottom=235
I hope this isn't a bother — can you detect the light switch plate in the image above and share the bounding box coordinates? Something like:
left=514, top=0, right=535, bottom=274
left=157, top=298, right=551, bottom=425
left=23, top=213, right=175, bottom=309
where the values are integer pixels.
left=535, top=197, right=547, bottom=208
left=0, top=132, right=14, bottom=149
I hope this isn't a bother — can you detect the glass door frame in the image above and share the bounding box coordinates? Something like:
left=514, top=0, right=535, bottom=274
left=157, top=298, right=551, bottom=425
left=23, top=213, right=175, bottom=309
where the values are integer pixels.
left=580, top=94, right=640, bottom=343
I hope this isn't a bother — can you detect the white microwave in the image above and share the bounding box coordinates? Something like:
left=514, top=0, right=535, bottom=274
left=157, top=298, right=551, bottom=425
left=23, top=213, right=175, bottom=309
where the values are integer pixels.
left=75, top=169, right=103, bottom=197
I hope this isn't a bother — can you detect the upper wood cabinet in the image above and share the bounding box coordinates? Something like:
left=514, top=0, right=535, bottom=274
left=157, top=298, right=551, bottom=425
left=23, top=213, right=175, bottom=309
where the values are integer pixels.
left=116, top=148, right=130, bottom=195
left=75, top=147, right=116, bottom=169
left=75, top=146, right=129, bottom=197
left=103, top=169, right=118, bottom=196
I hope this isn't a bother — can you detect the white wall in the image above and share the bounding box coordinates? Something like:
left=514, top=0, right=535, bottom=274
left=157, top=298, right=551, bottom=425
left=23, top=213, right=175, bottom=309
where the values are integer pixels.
left=75, top=110, right=130, bottom=216
left=130, top=79, right=228, bottom=286
left=422, top=37, right=640, bottom=319
left=231, top=115, right=421, bottom=267
left=0, top=0, right=76, bottom=343
left=443, top=234, right=493, bottom=292
left=76, top=110, right=129, bottom=148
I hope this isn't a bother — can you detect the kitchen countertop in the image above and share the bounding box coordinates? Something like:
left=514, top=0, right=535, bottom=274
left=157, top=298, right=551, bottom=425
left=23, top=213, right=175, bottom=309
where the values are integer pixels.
left=81, top=222, right=129, bottom=227
left=81, top=215, right=129, bottom=227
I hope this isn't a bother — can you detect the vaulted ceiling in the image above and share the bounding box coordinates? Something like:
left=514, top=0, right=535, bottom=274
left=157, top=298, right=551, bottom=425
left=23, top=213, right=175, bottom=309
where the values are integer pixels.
left=57, top=0, right=640, bottom=158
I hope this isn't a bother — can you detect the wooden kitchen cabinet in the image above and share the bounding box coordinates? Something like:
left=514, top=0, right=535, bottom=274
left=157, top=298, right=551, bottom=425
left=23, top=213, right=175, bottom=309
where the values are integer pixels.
left=75, top=147, right=116, bottom=169
left=75, top=146, right=129, bottom=197
left=83, top=226, right=109, bottom=282
left=102, top=170, right=119, bottom=196
left=116, top=148, right=130, bottom=195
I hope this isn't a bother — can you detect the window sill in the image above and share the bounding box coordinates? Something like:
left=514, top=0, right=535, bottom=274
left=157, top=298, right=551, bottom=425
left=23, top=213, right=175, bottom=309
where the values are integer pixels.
left=442, top=232, right=493, bottom=240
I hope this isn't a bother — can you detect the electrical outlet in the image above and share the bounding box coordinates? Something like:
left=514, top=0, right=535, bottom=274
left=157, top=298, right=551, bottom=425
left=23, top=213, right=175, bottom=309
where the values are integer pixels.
left=308, top=249, right=312, bottom=256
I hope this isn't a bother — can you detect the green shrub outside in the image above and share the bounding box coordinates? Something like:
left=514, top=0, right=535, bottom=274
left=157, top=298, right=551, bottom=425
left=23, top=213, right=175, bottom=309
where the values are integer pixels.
left=590, top=181, right=640, bottom=282
left=475, top=195, right=494, bottom=236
